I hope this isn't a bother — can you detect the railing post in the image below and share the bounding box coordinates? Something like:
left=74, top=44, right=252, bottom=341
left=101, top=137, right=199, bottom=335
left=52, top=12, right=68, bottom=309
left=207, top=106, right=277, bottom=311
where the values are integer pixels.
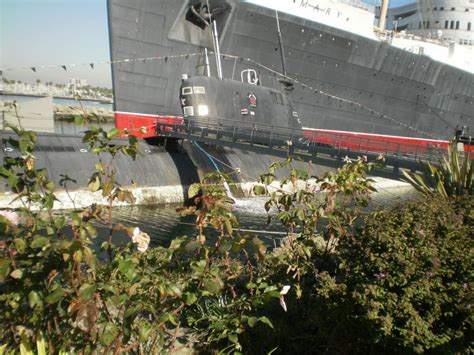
left=312, top=141, right=317, bottom=159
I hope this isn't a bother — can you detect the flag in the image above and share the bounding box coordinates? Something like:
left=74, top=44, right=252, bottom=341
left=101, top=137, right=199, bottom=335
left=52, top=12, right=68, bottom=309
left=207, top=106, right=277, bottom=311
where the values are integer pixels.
left=61, top=65, right=67, bottom=71
left=90, top=63, right=94, bottom=69
left=31, top=67, right=36, bottom=73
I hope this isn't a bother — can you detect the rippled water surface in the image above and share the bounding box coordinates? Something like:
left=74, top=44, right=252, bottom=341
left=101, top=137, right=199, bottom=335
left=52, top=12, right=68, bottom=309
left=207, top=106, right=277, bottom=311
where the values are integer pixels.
left=96, top=187, right=417, bottom=249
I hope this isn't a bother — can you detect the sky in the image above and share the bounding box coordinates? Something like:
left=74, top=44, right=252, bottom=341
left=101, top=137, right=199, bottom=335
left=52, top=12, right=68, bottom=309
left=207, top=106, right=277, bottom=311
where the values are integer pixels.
left=1, top=0, right=415, bottom=89
left=1, top=0, right=112, bottom=88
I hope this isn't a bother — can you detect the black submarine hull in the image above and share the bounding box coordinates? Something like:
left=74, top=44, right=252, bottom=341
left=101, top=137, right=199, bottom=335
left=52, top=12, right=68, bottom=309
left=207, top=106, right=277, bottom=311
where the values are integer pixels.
left=108, top=0, right=473, bottom=141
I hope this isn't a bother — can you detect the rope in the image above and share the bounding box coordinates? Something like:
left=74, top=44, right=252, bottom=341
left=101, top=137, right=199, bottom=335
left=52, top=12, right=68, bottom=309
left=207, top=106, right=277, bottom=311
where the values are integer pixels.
left=2, top=49, right=449, bottom=139
left=220, top=53, right=441, bottom=140
left=192, top=141, right=221, bottom=173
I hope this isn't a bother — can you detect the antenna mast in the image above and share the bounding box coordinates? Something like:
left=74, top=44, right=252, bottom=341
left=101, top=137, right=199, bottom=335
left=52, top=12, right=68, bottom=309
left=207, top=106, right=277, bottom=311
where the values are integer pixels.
left=378, top=0, right=390, bottom=30
left=206, top=0, right=223, bottom=79
left=276, top=10, right=288, bottom=77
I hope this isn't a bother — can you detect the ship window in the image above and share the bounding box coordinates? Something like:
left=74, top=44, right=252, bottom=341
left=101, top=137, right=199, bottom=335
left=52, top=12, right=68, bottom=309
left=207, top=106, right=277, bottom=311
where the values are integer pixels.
left=426, top=21, right=430, bottom=29
left=445, top=20, right=449, bottom=29
left=193, top=86, right=206, bottom=94
left=468, top=22, right=471, bottom=31
left=465, top=8, right=469, bottom=12
left=419, top=22, right=422, bottom=29
left=183, top=106, right=194, bottom=117
left=440, top=7, right=444, bottom=10
left=451, top=7, right=455, bottom=11
left=433, top=7, right=437, bottom=10
left=182, top=87, right=193, bottom=95
left=450, top=21, right=454, bottom=29
left=197, top=105, right=209, bottom=116
left=456, top=21, right=460, bottom=29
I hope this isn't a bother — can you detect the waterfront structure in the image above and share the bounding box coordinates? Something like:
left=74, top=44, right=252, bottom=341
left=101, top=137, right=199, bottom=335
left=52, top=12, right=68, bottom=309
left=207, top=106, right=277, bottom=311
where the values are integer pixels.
left=108, top=0, right=474, bottom=141
left=375, top=0, right=474, bottom=45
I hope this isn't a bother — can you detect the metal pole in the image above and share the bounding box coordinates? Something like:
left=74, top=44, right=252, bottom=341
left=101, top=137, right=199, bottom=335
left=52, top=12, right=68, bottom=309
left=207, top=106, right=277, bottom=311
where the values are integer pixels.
left=213, top=20, right=223, bottom=79
left=275, top=10, right=287, bottom=77
left=378, top=0, right=390, bottom=30
left=204, top=48, right=211, bottom=77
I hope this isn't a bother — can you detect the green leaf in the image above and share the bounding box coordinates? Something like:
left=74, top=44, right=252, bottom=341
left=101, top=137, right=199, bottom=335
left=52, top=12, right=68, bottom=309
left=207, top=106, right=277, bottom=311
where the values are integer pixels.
left=296, top=207, right=305, bottom=221
left=107, top=128, right=120, bottom=139
left=139, top=324, right=153, bottom=343
left=118, top=259, right=137, bottom=281
left=45, top=287, right=65, bottom=304
left=0, top=259, right=12, bottom=283
left=185, top=292, right=197, bottom=305
left=29, top=291, right=43, bottom=309
left=36, top=331, right=46, bottom=355
left=203, top=276, right=224, bottom=295
left=13, top=238, right=26, bottom=253
left=224, top=219, right=233, bottom=235
left=188, top=183, right=201, bottom=198
left=247, top=317, right=258, bottom=328
left=10, top=269, right=23, bottom=279
left=258, top=316, right=274, bottom=329
left=101, top=324, right=119, bottom=346
left=74, top=116, right=85, bottom=125
left=20, top=332, right=33, bottom=355
left=228, top=334, right=239, bottom=344
left=31, top=236, right=49, bottom=249
left=79, top=283, right=96, bottom=300
left=253, top=185, right=267, bottom=196
left=88, top=175, right=101, bottom=193
left=55, top=216, right=66, bottom=229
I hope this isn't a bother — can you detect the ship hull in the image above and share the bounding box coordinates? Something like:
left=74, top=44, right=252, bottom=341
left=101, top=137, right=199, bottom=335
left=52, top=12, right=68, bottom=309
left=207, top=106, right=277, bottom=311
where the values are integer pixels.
left=107, top=0, right=473, bottom=141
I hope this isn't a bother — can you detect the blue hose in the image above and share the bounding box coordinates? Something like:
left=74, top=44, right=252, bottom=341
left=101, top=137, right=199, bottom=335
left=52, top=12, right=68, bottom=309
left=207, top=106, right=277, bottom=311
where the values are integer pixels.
left=192, top=141, right=221, bottom=173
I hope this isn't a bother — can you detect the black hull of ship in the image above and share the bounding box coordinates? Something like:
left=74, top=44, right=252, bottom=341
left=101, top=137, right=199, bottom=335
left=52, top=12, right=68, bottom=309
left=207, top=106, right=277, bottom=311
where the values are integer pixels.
left=107, top=0, right=473, bottom=140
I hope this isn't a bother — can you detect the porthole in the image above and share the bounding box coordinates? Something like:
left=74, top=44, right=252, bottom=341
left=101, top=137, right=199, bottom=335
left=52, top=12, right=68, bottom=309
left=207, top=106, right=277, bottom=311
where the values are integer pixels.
left=182, top=87, right=193, bottom=95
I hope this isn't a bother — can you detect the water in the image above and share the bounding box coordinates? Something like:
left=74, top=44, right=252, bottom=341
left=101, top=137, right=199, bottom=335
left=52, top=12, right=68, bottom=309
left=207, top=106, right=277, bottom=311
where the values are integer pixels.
left=0, top=94, right=113, bottom=111
left=0, top=94, right=115, bottom=134
left=93, top=187, right=416, bottom=251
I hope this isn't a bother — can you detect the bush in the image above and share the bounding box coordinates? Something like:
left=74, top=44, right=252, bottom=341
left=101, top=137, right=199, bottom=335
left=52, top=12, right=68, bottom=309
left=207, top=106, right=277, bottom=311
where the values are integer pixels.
left=0, top=126, right=471, bottom=353
left=250, top=196, right=473, bottom=353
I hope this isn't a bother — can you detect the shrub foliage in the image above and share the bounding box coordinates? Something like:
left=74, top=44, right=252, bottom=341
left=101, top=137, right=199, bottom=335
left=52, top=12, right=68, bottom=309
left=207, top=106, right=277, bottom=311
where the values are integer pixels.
left=0, top=127, right=472, bottom=353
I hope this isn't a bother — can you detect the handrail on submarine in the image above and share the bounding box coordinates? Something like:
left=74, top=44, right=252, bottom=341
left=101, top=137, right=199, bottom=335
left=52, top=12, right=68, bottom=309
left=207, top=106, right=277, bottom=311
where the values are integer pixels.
left=154, top=115, right=472, bottom=174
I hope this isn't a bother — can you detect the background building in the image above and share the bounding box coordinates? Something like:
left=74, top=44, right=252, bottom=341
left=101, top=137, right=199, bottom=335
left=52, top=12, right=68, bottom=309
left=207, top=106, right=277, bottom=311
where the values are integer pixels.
left=375, top=0, right=473, bottom=45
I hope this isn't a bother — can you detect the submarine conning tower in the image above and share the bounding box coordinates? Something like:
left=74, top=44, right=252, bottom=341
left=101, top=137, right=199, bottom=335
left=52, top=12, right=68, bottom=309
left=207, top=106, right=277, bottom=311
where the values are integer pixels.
left=179, top=74, right=302, bottom=130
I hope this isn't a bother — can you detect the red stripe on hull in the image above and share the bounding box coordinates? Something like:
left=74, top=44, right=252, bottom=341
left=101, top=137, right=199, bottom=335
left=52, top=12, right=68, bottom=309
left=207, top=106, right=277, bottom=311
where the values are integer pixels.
left=115, top=112, right=183, bottom=138
left=114, top=112, right=473, bottom=154
left=303, top=128, right=474, bottom=154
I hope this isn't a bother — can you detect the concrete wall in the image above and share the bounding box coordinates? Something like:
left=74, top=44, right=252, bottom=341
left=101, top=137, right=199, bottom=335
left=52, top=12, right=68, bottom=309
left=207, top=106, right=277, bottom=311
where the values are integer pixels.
left=1, top=97, right=55, bottom=133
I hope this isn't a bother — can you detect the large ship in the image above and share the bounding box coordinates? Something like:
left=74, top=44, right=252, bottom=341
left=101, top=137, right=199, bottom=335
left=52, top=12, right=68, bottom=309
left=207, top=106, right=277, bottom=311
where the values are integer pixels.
left=107, top=0, right=474, bottom=146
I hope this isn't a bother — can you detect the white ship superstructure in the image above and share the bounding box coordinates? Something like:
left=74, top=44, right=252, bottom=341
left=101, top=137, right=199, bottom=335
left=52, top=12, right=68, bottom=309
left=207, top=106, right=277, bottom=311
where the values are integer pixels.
left=376, top=0, right=474, bottom=45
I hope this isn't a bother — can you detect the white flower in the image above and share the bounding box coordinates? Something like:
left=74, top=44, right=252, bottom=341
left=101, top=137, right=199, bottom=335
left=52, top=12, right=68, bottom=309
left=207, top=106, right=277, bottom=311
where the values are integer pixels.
left=279, top=297, right=288, bottom=312
left=343, top=156, right=351, bottom=163
left=0, top=210, right=19, bottom=225
left=279, top=285, right=291, bottom=312
left=280, top=285, right=291, bottom=295
left=131, top=227, right=150, bottom=252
